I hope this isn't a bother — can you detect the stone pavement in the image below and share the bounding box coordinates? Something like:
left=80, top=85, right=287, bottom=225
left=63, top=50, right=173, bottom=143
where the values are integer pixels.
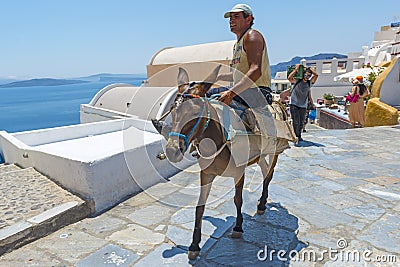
left=0, top=165, right=90, bottom=255
left=1, top=124, right=400, bottom=266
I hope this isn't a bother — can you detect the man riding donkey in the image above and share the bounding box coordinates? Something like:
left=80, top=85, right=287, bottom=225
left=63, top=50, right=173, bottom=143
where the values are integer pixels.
left=153, top=3, right=281, bottom=141
left=151, top=4, right=296, bottom=260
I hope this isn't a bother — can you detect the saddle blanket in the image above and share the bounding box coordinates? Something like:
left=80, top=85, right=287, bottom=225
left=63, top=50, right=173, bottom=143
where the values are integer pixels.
left=211, top=100, right=296, bottom=166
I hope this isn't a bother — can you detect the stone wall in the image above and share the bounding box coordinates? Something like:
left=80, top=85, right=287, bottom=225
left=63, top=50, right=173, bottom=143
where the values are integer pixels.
left=365, top=98, right=399, bottom=127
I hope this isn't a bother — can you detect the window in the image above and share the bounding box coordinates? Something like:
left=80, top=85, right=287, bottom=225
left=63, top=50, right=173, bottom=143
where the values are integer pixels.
left=337, top=61, right=347, bottom=73
left=307, top=63, right=317, bottom=69
left=322, top=62, right=332, bottom=73
left=273, top=83, right=279, bottom=93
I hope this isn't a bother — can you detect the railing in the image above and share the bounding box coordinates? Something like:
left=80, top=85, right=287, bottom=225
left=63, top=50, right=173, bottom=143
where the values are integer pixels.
left=304, top=57, right=366, bottom=76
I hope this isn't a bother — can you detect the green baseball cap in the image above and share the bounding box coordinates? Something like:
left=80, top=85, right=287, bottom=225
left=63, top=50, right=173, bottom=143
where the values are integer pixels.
left=224, top=4, right=253, bottom=18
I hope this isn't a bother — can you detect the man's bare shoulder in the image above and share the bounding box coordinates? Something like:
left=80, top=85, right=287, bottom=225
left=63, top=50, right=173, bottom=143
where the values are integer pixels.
left=245, top=29, right=264, bottom=43
left=247, top=29, right=263, bottom=37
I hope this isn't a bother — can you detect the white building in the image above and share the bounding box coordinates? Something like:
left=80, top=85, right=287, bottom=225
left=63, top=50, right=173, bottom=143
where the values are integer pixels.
left=299, top=24, right=399, bottom=101
left=271, top=71, right=290, bottom=94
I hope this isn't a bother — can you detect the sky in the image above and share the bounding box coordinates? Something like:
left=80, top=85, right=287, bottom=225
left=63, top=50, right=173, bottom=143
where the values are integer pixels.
left=0, top=0, right=399, bottom=79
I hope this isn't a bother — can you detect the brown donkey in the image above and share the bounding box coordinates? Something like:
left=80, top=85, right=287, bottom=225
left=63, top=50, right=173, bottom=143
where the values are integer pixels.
left=164, top=66, right=283, bottom=260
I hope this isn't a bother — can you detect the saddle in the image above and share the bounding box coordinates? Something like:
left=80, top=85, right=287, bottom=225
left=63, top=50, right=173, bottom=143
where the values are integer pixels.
left=212, top=100, right=296, bottom=141
left=211, top=100, right=296, bottom=166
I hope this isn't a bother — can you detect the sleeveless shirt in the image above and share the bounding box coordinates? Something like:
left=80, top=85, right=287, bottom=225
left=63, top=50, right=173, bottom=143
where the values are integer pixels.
left=230, top=28, right=271, bottom=88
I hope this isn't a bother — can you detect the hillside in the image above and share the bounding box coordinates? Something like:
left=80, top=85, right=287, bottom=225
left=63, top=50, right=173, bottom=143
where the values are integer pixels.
left=0, top=78, right=89, bottom=88
left=0, top=78, right=19, bottom=86
left=270, top=53, right=347, bottom=78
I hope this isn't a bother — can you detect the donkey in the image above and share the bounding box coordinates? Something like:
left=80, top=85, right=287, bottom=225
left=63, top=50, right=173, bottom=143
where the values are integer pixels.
left=164, top=65, right=282, bottom=260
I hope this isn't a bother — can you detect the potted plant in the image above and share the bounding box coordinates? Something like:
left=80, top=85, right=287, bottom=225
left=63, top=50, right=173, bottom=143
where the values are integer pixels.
left=323, top=93, right=334, bottom=106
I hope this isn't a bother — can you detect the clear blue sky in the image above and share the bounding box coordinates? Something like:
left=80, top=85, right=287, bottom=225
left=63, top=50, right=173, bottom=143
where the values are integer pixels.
left=1, top=0, right=398, bottom=79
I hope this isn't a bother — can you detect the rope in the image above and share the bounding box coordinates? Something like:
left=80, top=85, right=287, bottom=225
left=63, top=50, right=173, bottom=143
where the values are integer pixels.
left=154, top=108, right=171, bottom=122
left=194, top=141, right=228, bottom=160
left=168, top=96, right=208, bottom=149
left=168, top=132, right=189, bottom=148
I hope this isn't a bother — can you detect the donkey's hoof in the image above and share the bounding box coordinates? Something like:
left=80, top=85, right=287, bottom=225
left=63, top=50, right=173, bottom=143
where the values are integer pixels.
left=231, top=231, right=243, bottom=238
left=257, top=209, right=266, bottom=215
left=188, top=250, right=200, bottom=260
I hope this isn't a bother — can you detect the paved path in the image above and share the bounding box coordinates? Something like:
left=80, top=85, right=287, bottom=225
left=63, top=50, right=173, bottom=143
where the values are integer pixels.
left=1, top=125, right=400, bottom=266
left=0, top=165, right=90, bottom=256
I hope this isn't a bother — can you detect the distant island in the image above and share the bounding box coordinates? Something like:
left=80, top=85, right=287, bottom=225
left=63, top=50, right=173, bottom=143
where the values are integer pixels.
left=0, top=73, right=148, bottom=88
left=0, top=78, right=89, bottom=88
left=76, top=73, right=147, bottom=82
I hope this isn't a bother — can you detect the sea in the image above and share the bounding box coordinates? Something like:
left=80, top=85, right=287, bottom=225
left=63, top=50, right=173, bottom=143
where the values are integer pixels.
left=0, top=79, right=145, bottom=133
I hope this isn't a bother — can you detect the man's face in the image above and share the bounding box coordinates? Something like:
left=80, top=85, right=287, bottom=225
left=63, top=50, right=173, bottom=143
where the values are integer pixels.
left=303, top=72, right=312, bottom=81
left=229, top=12, right=250, bottom=34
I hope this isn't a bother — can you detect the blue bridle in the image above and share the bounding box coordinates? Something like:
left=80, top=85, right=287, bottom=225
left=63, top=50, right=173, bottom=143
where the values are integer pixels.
left=168, top=94, right=211, bottom=149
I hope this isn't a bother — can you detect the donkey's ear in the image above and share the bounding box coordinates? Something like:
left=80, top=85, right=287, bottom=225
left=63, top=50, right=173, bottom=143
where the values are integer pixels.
left=200, top=65, right=222, bottom=94
left=203, top=65, right=222, bottom=84
left=177, top=67, right=189, bottom=86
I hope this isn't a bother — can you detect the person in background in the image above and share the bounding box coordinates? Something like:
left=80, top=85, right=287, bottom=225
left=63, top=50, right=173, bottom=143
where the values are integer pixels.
left=287, top=64, right=318, bottom=141
left=348, top=76, right=369, bottom=127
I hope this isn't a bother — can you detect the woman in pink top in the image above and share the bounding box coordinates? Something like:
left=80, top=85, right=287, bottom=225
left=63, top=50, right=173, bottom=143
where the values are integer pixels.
left=348, top=76, right=370, bottom=127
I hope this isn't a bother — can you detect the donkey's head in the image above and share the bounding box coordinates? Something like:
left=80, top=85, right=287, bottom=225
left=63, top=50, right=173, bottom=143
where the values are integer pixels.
left=165, top=65, right=221, bottom=162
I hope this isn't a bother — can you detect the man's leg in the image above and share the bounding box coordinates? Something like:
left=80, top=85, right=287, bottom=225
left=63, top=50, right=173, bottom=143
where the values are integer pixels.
left=303, top=110, right=309, bottom=132
left=298, top=107, right=307, bottom=139
left=290, top=105, right=302, bottom=140
left=207, top=86, right=255, bottom=108
left=206, top=87, right=229, bottom=98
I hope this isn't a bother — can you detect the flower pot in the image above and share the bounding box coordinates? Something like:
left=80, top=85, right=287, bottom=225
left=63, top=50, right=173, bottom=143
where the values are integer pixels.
left=324, top=99, right=334, bottom=106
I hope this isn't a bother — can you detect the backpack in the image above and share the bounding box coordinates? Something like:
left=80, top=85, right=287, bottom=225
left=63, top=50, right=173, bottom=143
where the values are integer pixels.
left=287, top=65, right=304, bottom=80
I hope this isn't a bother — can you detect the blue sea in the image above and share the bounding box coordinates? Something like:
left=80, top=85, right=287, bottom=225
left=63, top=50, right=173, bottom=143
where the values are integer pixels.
left=0, top=79, right=144, bottom=133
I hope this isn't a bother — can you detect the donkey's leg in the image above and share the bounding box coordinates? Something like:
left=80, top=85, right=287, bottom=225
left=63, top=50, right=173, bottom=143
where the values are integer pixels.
left=188, top=171, right=215, bottom=260
left=231, top=174, right=245, bottom=238
left=257, top=154, right=279, bottom=214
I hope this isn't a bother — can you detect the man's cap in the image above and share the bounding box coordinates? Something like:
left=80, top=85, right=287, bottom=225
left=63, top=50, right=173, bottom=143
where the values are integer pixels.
left=356, top=76, right=364, bottom=82
left=224, top=4, right=253, bottom=18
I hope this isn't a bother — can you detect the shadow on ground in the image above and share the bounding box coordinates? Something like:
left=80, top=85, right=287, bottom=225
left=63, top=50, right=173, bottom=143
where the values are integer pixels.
left=162, top=202, right=306, bottom=266
left=295, top=140, right=325, bottom=147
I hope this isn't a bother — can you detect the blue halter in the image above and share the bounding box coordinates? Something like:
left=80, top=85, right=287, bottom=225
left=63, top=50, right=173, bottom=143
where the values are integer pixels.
left=168, top=95, right=210, bottom=149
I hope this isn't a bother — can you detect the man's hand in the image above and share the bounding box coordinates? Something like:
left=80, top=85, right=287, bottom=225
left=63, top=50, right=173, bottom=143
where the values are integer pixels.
left=310, top=67, right=318, bottom=75
left=219, top=90, right=235, bottom=105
